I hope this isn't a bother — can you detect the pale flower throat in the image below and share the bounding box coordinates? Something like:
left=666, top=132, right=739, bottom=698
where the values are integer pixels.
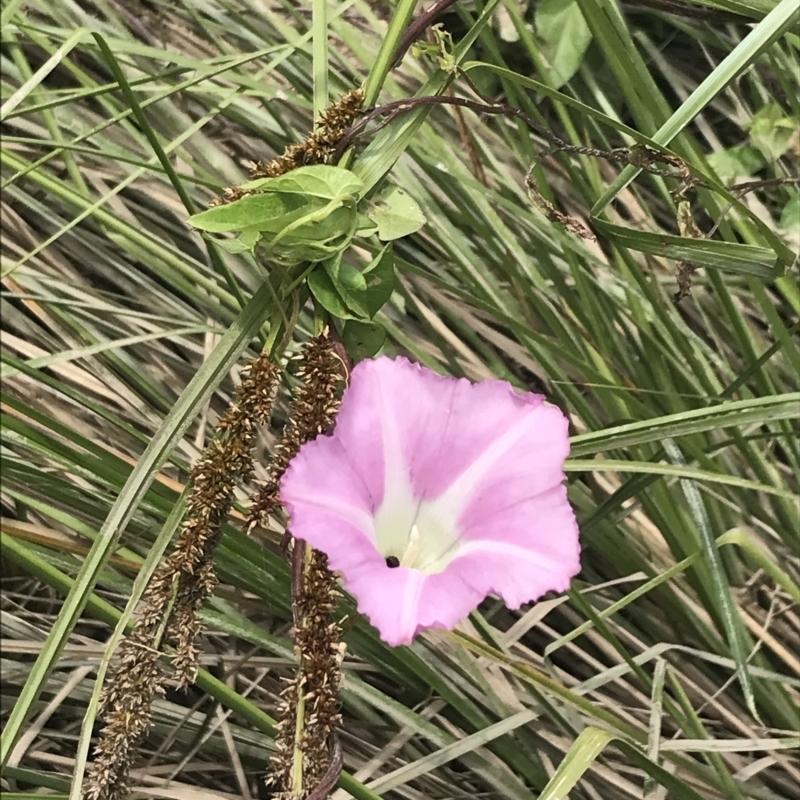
left=374, top=497, right=461, bottom=575
left=401, top=523, right=421, bottom=566
left=384, top=523, right=424, bottom=570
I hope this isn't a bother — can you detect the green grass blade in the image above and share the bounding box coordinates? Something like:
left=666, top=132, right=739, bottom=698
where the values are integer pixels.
left=570, top=394, right=800, bottom=456
left=593, top=0, right=800, bottom=212
left=0, top=281, right=278, bottom=765
left=663, top=439, right=760, bottom=722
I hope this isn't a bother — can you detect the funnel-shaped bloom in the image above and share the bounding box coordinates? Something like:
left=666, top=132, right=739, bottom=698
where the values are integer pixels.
left=280, top=357, right=580, bottom=646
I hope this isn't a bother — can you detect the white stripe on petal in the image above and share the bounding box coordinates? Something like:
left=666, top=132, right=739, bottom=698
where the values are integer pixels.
left=402, top=414, right=539, bottom=572
left=397, top=569, right=425, bottom=642
left=435, top=413, right=537, bottom=515
left=372, top=376, right=420, bottom=558
left=451, top=539, right=572, bottom=576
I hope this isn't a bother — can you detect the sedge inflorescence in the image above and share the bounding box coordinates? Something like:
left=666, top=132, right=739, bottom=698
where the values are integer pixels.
left=212, top=88, right=364, bottom=207
left=84, top=353, right=278, bottom=800
left=256, top=330, right=348, bottom=798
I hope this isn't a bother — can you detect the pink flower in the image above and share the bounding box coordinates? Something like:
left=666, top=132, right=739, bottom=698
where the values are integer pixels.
left=280, top=357, right=580, bottom=646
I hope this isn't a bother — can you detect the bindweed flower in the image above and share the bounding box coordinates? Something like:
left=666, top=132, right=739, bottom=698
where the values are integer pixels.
left=281, top=357, right=580, bottom=646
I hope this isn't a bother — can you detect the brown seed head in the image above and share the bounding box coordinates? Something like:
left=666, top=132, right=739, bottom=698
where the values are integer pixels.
left=84, top=353, right=279, bottom=800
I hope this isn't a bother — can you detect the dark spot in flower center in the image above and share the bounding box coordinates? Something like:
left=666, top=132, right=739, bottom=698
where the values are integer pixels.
left=385, top=556, right=400, bottom=568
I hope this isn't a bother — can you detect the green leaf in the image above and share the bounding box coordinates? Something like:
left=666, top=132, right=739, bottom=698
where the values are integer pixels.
left=263, top=203, right=361, bottom=266
left=240, top=164, right=364, bottom=200
left=570, top=393, right=800, bottom=457
left=240, top=228, right=262, bottom=251
left=342, top=320, right=386, bottom=359
left=369, top=186, right=427, bottom=241
left=216, top=228, right=261, bottom=254
left=187, top=192, right=314, bottom=233
left=357, top=214, right=379, bottom=236
left=535, top=0, right=593, bottom=89
left=615, top=741, right=708, bottom=800
left=537, top=728, right=615, bottom=800
left=189, top=167, right=364, bottom=262
left=308, top=245, right=394, bottom=322
left=215, top=239, right=250, bottom=254
left=779, top=190, right=800, bottom=231
left=746, top=103, right=798, bottom=161
left=322, top=246, right=396, bottom=320
left=707, top=145, right=766, bottom=181
left=361, top=244, right=395, bottom=318
left=273, top=197, right=362, bottom=265
left=325, top=253, right=367, bottom=292
left=308, top=266, right=357, bottom=320
left=663, top=439, right=761, bottom=723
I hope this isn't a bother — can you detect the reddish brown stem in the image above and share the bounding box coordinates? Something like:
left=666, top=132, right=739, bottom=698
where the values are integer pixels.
left=391, top=0, right=462, bottom=69
left=305, top=735, right=343, bottom=800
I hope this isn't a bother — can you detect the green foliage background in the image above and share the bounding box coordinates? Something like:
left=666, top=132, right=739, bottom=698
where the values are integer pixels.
left=1, top=1, right=798, bottom=799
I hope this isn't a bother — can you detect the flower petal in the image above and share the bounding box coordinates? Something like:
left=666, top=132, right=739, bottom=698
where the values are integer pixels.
left=280, top=436, right=377, bottom=573
left=449, top=484, right=581, bottom=607
left=407, top=377, right=548, bottom=503
left=340, top=561, right=484, bottom=646
left=331, top=356, right=456, bottom=503
left=280, top=356, right=581, bottom=647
